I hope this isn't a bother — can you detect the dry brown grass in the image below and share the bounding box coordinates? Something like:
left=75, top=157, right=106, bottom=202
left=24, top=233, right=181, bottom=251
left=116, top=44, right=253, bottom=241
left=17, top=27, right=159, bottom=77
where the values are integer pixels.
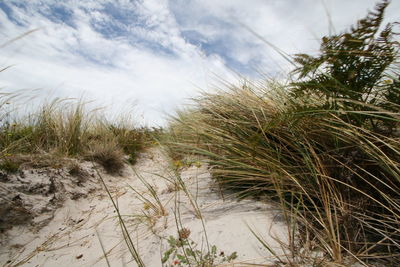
left=88, top=141, right=125, bottom=174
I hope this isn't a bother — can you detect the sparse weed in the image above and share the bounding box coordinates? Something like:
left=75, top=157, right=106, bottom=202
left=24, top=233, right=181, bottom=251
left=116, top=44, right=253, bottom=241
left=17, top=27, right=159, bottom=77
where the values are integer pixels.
left=162, top=229, right=237, bottom=267
left=129, top=166, right=168, bottom=217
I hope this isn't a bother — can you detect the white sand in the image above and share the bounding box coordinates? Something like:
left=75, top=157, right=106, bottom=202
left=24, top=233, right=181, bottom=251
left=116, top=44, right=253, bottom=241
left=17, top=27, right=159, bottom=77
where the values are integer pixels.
left=1, top=148, right=289, bottom=266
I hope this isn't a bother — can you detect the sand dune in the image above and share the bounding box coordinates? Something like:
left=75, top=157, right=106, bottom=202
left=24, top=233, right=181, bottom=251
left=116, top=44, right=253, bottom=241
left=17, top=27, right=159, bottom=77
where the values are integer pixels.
left=1, top=148, right=288, bottom=266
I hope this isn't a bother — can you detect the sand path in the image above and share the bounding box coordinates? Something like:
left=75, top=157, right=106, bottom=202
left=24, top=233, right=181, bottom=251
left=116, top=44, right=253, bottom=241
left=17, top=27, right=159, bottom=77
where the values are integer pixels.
left=1, top=147, right=288, bottom=266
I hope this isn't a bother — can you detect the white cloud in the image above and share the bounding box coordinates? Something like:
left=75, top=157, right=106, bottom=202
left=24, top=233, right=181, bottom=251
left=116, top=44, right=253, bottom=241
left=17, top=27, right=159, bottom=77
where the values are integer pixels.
left=170, top=0, right=400, bottom=74
left=0, top=0, right=398, bottom=126
left=0, top=0, right=237, bottom=126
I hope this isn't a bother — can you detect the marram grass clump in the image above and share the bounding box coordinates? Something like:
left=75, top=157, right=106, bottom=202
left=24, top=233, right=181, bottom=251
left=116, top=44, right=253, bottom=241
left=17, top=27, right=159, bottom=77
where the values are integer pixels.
left=165, top=1, right=400, bottom=265
left=87, top=141, right=125, bottom=174
left=0, top=94, right=153, bottom=171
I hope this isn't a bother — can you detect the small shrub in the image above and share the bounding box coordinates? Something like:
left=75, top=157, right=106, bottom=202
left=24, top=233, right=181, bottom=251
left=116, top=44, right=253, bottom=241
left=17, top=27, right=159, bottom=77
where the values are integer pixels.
left=88, top=142, right=125, bottom=174
left=108, top=124, right=158, bottom=164
left=292, top=0, right=399, bottom=129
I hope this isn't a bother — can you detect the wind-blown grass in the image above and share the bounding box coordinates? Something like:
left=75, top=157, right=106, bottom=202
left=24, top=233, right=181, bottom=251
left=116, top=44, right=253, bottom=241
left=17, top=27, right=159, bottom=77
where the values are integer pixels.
left=166, top=81, right=400, bottom=266
left=0, top=93, right=153, bottom=172
left=164, top=1, right=400, bottom=265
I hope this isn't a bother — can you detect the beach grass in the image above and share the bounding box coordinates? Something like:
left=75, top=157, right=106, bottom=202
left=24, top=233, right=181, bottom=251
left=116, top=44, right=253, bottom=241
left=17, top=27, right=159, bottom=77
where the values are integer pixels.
left=163, top=1, right=400, bottom=265
left=0, top=93, right=154, bottom=172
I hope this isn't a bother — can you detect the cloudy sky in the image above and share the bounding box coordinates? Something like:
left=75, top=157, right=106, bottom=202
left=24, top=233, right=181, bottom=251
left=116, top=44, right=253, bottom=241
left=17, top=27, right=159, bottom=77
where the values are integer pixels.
left=0, top=0, right=399, bottom=126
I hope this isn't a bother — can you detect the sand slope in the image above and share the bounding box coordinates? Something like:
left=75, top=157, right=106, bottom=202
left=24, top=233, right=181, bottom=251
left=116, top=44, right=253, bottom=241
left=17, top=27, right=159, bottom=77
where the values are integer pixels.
left=1, top=148, right=288, bottom=266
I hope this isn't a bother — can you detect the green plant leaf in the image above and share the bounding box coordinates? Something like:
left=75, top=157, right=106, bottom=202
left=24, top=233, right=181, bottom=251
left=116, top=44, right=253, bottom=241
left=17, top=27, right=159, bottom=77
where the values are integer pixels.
left=185, top=248, right=195, bottom=257
left=227, top=252, right=237, bottom=262
left=162, top=248, right=175, bottom=263
left=211, top=245, right=217, bottom=256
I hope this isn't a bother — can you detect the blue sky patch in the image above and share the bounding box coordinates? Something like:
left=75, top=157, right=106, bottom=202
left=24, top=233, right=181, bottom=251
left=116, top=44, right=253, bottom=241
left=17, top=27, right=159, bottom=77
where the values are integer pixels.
left=0, top=2, right=24, bottom=26
left=42, top=4, right=75, bottom=28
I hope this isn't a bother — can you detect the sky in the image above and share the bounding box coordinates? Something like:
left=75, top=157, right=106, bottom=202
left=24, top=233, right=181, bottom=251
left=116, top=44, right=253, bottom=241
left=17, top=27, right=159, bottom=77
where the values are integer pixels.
left=0, top=0, right=399, bottom=126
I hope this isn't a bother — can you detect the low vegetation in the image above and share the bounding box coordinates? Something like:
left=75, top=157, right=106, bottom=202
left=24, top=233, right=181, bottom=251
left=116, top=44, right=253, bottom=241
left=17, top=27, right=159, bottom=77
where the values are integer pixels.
left=0, top=93, right=155, bottom=173
left=165, top=0, right=400, bottom=265
left=162, top=230, right=237, bottom=267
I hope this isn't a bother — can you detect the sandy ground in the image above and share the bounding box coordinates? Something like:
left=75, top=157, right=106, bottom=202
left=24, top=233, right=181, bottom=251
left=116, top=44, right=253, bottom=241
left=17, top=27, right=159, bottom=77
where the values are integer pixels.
left=0, top=147, right=289, bottom=267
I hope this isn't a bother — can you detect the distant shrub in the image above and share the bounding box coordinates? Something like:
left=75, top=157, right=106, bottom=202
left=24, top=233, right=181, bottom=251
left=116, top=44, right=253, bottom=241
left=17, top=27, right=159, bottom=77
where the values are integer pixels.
left=108, top=125, right=145, bottom=164
left=88, top=141, right=125, bottom=174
